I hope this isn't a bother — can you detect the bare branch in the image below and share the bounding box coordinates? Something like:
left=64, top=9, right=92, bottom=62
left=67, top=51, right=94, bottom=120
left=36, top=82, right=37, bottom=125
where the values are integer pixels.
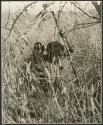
left=4, top=1, right=38, bottom=41
left=51, top=11, right=82, bottom=91
left=4, top=1, right=55, bottom=42
left=73, top=20, right=100, bottom=29
left=71, top=2, right=100, bottom=21
left=66, top=20, right=100, bottom=38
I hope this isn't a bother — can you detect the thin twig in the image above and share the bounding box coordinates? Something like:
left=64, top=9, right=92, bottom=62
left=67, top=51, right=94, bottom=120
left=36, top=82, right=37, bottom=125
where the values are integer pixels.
left=32, top=1, right=55, bottom=22
left=57, top=1, right=67, bottom=21
left=13, top=26, right=32, bottom=50
left=2, top=27, right=11, bottom=31
left=5, top=2, right=10, bottom=28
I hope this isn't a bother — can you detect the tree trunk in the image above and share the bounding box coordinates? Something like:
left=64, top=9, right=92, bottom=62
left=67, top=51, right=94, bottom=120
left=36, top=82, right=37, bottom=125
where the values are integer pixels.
left=91, top=1, right=101, bottom=19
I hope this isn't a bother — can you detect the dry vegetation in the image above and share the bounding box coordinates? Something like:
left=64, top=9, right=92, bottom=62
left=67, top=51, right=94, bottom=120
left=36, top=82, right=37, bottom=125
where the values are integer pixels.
left=1, top=1, right=102, bottom=124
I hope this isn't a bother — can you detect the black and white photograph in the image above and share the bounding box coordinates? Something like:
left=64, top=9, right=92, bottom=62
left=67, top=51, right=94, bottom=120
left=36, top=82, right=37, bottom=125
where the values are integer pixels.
left=1, top=1, right=102, bottom=124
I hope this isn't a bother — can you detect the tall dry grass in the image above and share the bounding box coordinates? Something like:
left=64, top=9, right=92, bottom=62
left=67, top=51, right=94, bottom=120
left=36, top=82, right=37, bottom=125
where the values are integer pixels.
left=1, top=6, right=102, bottom=124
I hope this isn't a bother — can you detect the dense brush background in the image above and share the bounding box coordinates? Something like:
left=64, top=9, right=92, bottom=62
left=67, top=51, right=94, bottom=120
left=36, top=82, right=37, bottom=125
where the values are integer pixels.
left=1, top=1, right=102, bottom=124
